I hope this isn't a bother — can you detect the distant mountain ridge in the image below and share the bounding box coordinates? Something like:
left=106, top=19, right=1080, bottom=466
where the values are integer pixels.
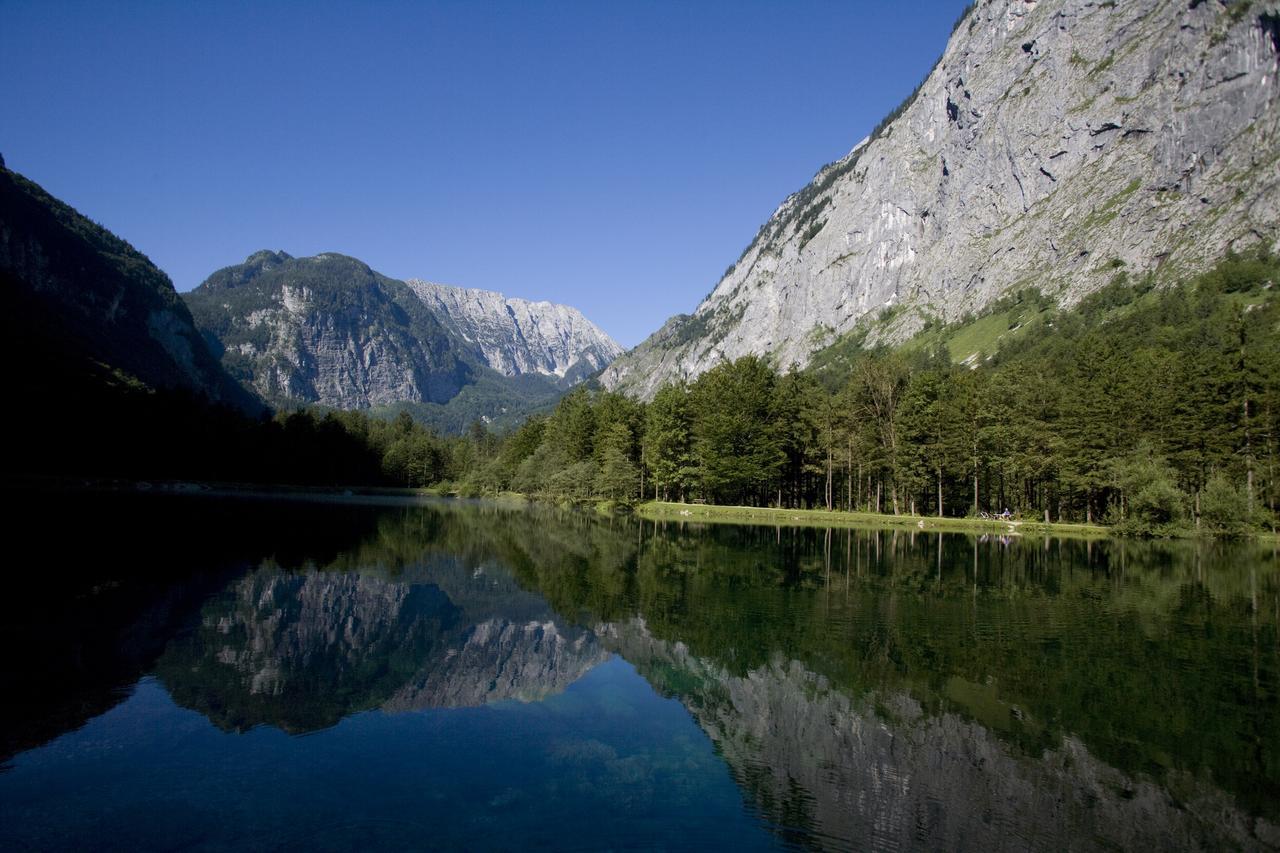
left=602, top=0, right=1280, bottom=398
left=185, top=251, right=622, bottom=427
left=407, top=279, right=622, bottom=384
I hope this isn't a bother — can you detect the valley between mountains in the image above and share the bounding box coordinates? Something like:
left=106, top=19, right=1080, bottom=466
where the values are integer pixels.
left=3, top=0, right=1279, bottom=535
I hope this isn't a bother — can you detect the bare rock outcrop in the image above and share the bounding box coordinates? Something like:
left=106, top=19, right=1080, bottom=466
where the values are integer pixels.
left=408, top=280, right=622, bottom=383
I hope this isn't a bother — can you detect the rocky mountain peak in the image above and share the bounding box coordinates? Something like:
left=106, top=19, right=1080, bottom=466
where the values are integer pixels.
left=406, top=279, right=623, bottom=381
left=184, top=252, right=624, bottom=426
left=199, top=249, right=295, bottom=292
left=185, top=251, right=471, bottom=409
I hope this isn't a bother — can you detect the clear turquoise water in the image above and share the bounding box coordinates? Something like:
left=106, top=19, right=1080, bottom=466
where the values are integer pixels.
left=1, top=494, right=1276, bottom=851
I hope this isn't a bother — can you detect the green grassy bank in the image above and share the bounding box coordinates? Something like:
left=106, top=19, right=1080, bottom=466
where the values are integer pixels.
left=635, top=500, right=1112, bottom=538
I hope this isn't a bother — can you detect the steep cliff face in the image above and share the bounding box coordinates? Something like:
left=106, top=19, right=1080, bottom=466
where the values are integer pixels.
left=0, top=165, right=254, bottom=408
left=602, top=0, right=1280, bottom=398
left=407, top=280, right=622, bottom=384
left=184, top=251, right=473, bottom=408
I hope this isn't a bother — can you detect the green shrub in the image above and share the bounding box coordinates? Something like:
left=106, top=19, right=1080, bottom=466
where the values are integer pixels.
left=1199, top=472, right=1253, bottom=535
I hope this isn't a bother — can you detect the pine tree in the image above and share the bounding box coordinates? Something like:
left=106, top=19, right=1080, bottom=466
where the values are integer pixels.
left=690, top=356, right=785, bottom=505
left=644, top=383, right=694, bottom=501
left=594, top=421, right=638, bottom=502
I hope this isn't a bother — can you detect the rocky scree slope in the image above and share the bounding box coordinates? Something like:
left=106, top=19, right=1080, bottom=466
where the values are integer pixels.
left=186, top=252, right=622, bottom=411
left=408, top=280, right=623, bottom=385
left=0, top=163, right=256, bottom=410
left=602, top=0, right=1280, bottom=399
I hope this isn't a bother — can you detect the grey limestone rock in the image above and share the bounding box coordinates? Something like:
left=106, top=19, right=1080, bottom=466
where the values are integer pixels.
left=603, top=0, right=1280, bottom=398
left=186, top=252, right=622, bottom=410
left=407, top=280, right=623, bottom=384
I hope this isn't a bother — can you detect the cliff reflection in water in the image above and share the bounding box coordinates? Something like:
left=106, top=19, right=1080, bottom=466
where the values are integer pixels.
left=4, top=494, right=1278, bottom=851
left=495, top=508, right=1279, bottom=850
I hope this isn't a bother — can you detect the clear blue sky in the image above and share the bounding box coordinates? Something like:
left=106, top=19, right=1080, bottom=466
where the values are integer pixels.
left=2, top=1, right=969, bottom=347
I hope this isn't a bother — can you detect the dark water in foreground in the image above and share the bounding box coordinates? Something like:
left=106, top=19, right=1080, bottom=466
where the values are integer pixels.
left=1, top=494, right=1277, bottom=851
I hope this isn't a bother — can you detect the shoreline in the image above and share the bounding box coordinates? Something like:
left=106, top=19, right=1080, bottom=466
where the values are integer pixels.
left=8, top=475, right=1274, bottom=542
left=2, top=474, right=442, bottom=505
left=635, top=500, right=1114, bottom=538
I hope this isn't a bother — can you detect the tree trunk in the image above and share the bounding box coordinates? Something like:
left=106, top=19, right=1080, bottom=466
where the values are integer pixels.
left=1241, top=324, right=1256, bottom=512
left=938, top=466, right=944, bottom=518
left=826, top=448, right=833, bottom=511
left=847, top=438, right=854, bottom=512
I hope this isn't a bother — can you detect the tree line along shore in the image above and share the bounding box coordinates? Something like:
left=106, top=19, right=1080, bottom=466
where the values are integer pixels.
left=13, top=252, right=1278, bottom=540
left=434, top=252, right=1280, bottom=540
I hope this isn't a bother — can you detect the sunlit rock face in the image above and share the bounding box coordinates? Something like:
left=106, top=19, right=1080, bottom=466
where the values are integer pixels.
left=600, top=619, right=1279, bottom=851
left=184, top=252, right=622, bottom=410
left=602, top=0, right=1280, bottom=398
left=184, top=251, right=474, bottom=408
left=407, top=280, right=623, bottom=383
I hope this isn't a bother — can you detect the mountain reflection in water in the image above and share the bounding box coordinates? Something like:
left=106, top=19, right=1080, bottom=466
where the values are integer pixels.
left=157, top=561, right=607, bottom=733
left=1, top=493, right=1277, bottom=851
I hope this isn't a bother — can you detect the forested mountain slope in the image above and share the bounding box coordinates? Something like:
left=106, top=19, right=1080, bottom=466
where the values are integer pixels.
left=0, top=161, right=255, bottom=410
left=0, top=164, right=467, bottom=485
left=453, top=252, right=1280, bottom=534
left=602, top=0, right=1280, bottom=399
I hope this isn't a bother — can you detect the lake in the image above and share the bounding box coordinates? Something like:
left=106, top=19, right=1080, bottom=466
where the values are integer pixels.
left=1, top=492, right=1276, bottom=851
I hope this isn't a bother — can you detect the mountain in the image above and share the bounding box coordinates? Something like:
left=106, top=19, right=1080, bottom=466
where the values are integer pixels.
left=0, top=160, right=254, bottom=410
left=185, top=252, right=622, bottom=428
left=601, top=0, right=1280, bottom=398
left=407, top=280, right=622, bottom=384
left=185, top=251, right=474, bottom=408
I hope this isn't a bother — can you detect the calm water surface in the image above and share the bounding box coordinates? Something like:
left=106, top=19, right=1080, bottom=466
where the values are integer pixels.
left=1, top=493, right=1277, bottom=851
